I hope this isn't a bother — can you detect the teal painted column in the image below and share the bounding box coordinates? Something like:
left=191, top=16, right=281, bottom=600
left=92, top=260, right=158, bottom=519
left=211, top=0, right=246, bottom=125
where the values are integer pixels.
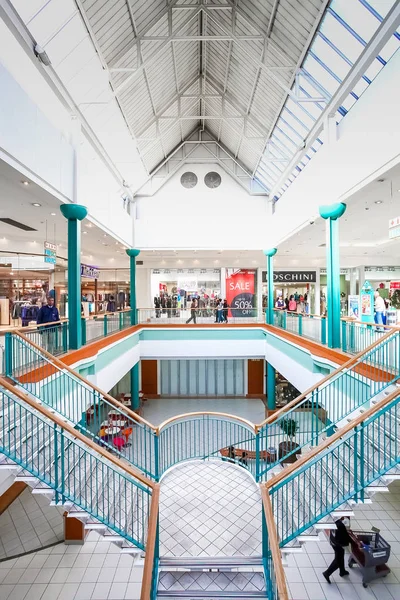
left=319, top=203, right=346, bottom=349
left=263, top=248, right=277, bottom=325
left=126, top=249, right=140, bottom=325
left=266, top=362, right=276, bottom=410
left=130, top=361, right=140, bottom=411
left=60, top=204, right=88, bottom=350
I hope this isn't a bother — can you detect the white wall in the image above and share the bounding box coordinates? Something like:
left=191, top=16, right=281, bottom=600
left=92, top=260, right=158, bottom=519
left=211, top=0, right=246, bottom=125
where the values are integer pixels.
left=135, top=164, right=268, bottom=250
left=269, top=49, right=400, bottom=246
left=0, top=59, right=74, bottom=201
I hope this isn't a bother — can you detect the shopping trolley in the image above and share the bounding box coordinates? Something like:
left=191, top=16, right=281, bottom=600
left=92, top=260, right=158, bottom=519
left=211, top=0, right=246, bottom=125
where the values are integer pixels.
left=348, top=529, right=391, bottom=587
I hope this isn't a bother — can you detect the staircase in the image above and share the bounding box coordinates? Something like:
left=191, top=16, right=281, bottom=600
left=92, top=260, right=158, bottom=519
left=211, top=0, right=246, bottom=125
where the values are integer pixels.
left=0, top=379, right=154, bottom=558
left=157, top=557, right=266, bottom=599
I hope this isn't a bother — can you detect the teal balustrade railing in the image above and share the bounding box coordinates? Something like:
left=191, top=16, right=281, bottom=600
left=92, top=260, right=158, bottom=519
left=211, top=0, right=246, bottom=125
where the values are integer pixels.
left=257, top=329, right=400, bottom=477
left=21, top=321, right=69, bottom=357
left=268, top=386, right=400, bottom=548
left=260, top=486, right=289, bottom=600
left=5, top=310, right=135, bottom=358
left=5, top=332, right=158, bottom=479
left=158, top=413, right=258, bottom=479
left=341, top=319, right=394, bottom=355
left=272, top=309, right=326, bottom=345
left=0, top=381, right=153, bottom=551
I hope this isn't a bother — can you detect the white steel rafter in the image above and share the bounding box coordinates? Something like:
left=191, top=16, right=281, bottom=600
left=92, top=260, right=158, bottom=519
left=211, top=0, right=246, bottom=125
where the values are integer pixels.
left=75, top=0, right=334, bottom=193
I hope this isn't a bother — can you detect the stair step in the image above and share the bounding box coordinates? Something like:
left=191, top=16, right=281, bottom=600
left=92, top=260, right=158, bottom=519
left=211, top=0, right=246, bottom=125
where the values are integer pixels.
left=159, top=557, right=263, bottom=569
left=157, top=570, right=265, bottom=598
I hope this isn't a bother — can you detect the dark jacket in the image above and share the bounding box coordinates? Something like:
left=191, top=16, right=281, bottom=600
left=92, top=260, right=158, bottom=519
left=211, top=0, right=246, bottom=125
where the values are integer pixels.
left=330, top=519, right=350, bottom=548
left=37, top=304, right=60, bottom=327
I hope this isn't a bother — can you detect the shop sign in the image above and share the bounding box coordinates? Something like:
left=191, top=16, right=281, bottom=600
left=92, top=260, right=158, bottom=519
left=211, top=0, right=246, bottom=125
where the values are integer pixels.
left=44, top=241, right=56, bottom=265
left=262, top=271, right=316, bottom=283
left=81, top=264, right=100, bottom=279
left=226, top=269, right=257, bottom=317
left=389, top=217, right=400, bottom=239
left=390, top=281, right=400, bottom=291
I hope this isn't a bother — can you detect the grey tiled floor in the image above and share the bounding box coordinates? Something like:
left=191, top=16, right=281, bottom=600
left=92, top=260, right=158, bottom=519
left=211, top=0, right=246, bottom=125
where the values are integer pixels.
left=159, top=460, right=262, bottom=558
left=0, top=488, right=64, bottom=559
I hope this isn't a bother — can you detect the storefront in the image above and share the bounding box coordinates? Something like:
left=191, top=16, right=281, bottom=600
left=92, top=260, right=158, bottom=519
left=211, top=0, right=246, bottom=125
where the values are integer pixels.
left=262, top=270, right=317, bottom=314
left=151, top=268, right=221, bottom=310
left=0, top=254, right=56, bottom=325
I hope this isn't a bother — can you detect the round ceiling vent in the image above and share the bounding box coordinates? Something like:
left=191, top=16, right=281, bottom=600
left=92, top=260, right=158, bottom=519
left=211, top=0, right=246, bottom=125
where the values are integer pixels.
left=204, top=171, right=221, bottom=189
left=180, top=172, right=198, bottom=189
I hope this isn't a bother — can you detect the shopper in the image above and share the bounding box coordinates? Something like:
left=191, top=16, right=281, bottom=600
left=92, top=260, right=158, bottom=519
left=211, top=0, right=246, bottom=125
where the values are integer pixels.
left=288, top=295, right=297, bottom=312
left=323, top=517, right=351, bottom=584
left=275, top=296, right=285, bottom=310
left=154, top=297, right=161, bottom=318
left=239, top=451, right=248, bottom=467
left=217, top=299, right=224, bottom=323
left=227, top=446, right=236, bottom=463
left=214, top=298, right=220, bottom=323
left=37, top=296, right=60, bottom=354
left=186, top=298, right=197, bottom=324
left=166, top=296, right=172, bottom=318
left=374, top=290, right=385, bottom=330
left=223, top=299, right=229, bottom=323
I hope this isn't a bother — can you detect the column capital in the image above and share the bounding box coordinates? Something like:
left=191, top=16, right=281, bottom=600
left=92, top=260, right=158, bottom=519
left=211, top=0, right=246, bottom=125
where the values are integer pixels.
left=126, top=249, right=140, bottom=258
left=263, top=248, right=277, bottom=258
left=319, top=203, right=346, bottom=221
left=60, top=204, right=88, bottom=221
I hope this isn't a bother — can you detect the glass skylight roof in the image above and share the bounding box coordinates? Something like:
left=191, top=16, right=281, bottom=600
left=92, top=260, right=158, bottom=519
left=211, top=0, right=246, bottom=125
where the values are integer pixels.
left=255, top=0, right=400, bottom=199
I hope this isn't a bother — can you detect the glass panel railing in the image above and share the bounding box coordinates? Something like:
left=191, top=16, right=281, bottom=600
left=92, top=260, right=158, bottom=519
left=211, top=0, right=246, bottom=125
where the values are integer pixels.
left=6, top=332, right=158, bottom=479
left=257, top=330, right=400, bottom=477
left=269, top=387, right=400, bottom=547
left=0, top=382, right=153, bottom=550
left=137, top=308, right=265, bottom=325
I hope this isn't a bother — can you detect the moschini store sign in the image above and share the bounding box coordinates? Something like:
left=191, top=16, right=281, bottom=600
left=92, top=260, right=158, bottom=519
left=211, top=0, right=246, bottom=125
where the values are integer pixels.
left=262, top=271, right=317, bottom=283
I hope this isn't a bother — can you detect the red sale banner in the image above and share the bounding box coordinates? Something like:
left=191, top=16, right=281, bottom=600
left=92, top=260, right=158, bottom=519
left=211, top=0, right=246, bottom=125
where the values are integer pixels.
left=225, top=269, right=257, bottom=317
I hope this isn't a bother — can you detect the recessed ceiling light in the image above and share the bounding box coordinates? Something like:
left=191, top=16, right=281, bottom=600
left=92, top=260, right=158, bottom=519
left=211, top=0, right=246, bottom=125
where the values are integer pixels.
left=50, top=212, right=56, bottom=216
left=32, top=203, right=41, bottom=207
left=103, top=234, right=107, bottom=237
left=10, top=272, right=14, bottom=275
left=375, top=200, right=383, bottom=205
left=87, top=223, right=93, bottom=228
left=22, top=180, right=30, bottom=186
left=83, top=231, right=88, bottom=234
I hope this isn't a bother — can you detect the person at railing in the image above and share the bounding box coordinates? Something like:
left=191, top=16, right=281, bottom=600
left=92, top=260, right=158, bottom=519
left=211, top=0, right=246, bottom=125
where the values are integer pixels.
left=374, top=290, right=386, bottom=331
left=154, top=297, right=161, bottom=318
left=288, top=295, right=296, bottom=312
left=227, top=445, right=235, bottom=463
left=216, top=299, right=224, bottom=323
left=323, top=517, right=351, bottom=584
left=186, top=298, right=197, bottom=324
left=239, top=451, right=248, bottom=467
left=223, top=299, right=229, bottom=324
left=275, top=296, right=285, bottom=310
left=36, top=296, right=60, bottom=353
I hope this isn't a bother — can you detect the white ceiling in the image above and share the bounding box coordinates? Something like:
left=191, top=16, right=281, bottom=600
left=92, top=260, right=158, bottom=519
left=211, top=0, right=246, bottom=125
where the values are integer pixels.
left=278, top=162, right=400, bottom=267
left=0, top=159, right=129, bottom=268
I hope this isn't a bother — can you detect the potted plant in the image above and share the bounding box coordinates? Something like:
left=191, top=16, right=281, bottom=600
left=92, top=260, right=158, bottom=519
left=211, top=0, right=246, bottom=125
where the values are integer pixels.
left=278, top=418, right=301, bottom=464
left=390, top=289, right=400, bottom=324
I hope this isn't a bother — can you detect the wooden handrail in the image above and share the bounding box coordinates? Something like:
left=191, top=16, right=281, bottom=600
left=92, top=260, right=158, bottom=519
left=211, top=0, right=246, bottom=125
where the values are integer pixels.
left=260, top=485, right=289, bottom=600
left=140, top=483, right=160, bottom=600
left=0, top=375, right=154, bottom=490
left=157, top=411, right=257, bottom=435
left=14, top=330, right=157, bottom=432
left=265, top=384, right=400, bottom=490
left=256, top=326, right=397, bottom=430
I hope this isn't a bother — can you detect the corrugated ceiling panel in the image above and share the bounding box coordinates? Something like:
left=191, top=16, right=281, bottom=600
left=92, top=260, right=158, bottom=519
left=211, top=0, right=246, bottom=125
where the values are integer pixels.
left=145, top=46, right=177, bottom=114
left=131, top=0, right=166, bottom=37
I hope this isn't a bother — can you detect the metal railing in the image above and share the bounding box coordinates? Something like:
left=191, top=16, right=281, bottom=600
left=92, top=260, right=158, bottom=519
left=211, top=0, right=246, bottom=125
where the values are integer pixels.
left=140, top=484, right=160, bottom=600
left=260, top=485, right=289, bottom=600
left=257, top=328, right=400, bottom=476
left=266, top=384, right=400, bottom=547
left=6, top=331, right=158, bottom=479
left=5, top=326, right=400, bottom=484
left=0, top=376, right=154, bottom=550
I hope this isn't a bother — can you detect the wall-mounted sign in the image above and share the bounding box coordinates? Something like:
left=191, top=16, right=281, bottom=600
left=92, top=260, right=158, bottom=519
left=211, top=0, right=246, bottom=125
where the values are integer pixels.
left=226, top=269, right=257, bottom=317
left=262, top=271, right=316, bottom=284
left=44, top=241, right=56, bottom=265
left=81, top=264, right=100, bottom=279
